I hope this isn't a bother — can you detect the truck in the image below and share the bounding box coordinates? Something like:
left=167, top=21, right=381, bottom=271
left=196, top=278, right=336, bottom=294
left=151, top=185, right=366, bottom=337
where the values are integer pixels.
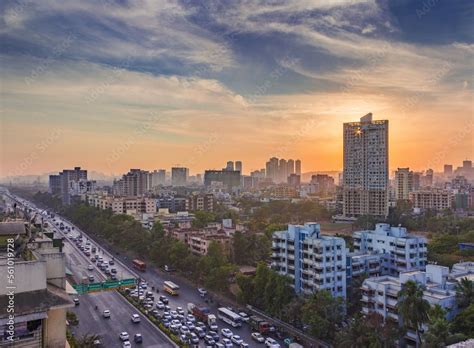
left=187, top=303, right=217, bottom=329
left=249, top=315, right=271, bottom=334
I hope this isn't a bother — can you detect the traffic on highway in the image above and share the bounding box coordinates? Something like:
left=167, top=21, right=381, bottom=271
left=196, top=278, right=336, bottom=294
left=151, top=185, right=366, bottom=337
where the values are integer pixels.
left=9, top=193, right=289, bottom=348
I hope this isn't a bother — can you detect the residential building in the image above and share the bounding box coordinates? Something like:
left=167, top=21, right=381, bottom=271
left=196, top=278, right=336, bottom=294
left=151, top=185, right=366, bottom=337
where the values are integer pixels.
left=343, top=113, right=389, bottom=218
left=156, top=196, right=187, bottom=213
left=204, top=170, right=241, bottom=191
left=287, top=174, right=301, bottom=187
left=235, top=161, right=242, bottom=173
left=113, top=169, right=150, bottom=196
left=353, top=223, right=427, bottom=276
left=310, top=174, right=336, bottom=195
left=444, top=164, right=453, bottom=176
left=151, top=169, right=166, bottom=187
left=188, top=234, right=231, bottom=256
left=186, top=193, right=215, bottom=212
left=171, top=167, right=189, bottom=186
left=287, top=159, right=295, bottom=175
left=346, top=251, right=383, bottom=282
left=0, top=221, right=73, bottom=348
left=269, top=184, right=298, bottom=198
left=295, top=159, right=301, bottom=175
left=361, top=264, right=459, bottom=347
left=49, top=167, right=88, bottom=204
left=226, top=161, right=234, bottom=171
left=272, top=223, right=347, bottom=298
left=266, top=157, right=279, bottom=183
left=409, top=189, right=453, bottom=211
left=395, top=168, right=414, bottom=200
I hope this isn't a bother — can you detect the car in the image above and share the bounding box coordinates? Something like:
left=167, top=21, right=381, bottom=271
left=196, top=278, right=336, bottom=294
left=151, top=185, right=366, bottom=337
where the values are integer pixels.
left=215, top=344, right=225, bottom=348
left=241, top=343, right=250, bottom=348
left=194, top=326, right=206, bottom=338
left=93, top=339, right=102, bottom=347
left=222, top=338, right=233, bottom=348
left=232, top=335, right=243, bottom=345
left=188, top=332, right=199, bottom=344
left=186, top=321, right=195, bottom=331
left=87, top=264, right=94, bottom=271
left=186, top=314, right=196, bottom=322
left=204, top=335, right=216, bottom=346
left=164, top=305, right=171, bottom=312
left=159, top=295, right=169, bottom=304
left=171, top=319, right=182, bottom=328
left=197, top=287, right=207, bottom=296
left=221, top=328, right=233, bottom=338
left=209, top=321, right=218, bottom=331
left=88, top=275, right=94, bottom=282
left=111, top=268, right=117, bottom=274
left=265, top=337, right=280, bottom=347
left=176, top=307, right=184, bottom=315
left=156, top=301, right=165, bottom=310
left=119, top=332, right=129, bottom=341
left=238, top=312, right=249, bottom=322
left=208, top=330, right=219, bottom=342
left=122, top=341, right=131, bottom=348
left=134, top=333, right=143, bottom=343
left=252, top=332, right=265, bottom=343
left=109, top=259, right=114, bottom=265
left=131, top=314, right=141, bottom=323
left=73, top=298, right=80, bottom=306
left=170, top=310, right=178, bottom=319
left=180, top=326, right=190, bottom=335
left=90, top=257, right=96, bottom=262
left=110, top=274, right=117, bottom=281
left=179, top=334, right=190, bottom=344
left=103, top=310, right=111, bottom=318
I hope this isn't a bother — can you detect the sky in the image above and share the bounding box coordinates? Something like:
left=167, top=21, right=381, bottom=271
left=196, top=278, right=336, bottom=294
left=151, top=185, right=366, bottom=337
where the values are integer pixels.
left=1, top=0, right=473, bottom=177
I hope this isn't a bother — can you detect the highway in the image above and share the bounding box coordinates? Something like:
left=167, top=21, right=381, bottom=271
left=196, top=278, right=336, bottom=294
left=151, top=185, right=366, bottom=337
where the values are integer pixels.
left=5, top=193, right=175, bottom=348
left=7, top=192, right=287, bottom=348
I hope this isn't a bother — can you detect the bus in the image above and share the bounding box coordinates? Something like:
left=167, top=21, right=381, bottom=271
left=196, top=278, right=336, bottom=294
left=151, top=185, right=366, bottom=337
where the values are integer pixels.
left=163, top=281, right=180, bottom=296
left=217, top=307, right=242, bottom=328
left=132, top=259, right=146, bottom=272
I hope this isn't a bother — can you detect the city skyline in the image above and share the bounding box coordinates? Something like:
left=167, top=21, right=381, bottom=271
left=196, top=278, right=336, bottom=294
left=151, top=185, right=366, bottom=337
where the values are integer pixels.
left=1, top=1, right=473, bottom=177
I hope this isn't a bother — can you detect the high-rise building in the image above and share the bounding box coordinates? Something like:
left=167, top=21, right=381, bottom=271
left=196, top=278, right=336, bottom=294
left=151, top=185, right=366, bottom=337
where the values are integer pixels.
left=151, top=169, right=166, bottom=187
left=343, top=113, right=389, bottom=218
left=171, top=167, right=189, bottom=186
left=394, top=168, right=414, bottom=200
left=186, top=193, right=215, bottom=212
left=287, top=173, right=301, bottom=187
left=272, top=223, right=347, bottom=298
left=310, top=174, right=336, bottom=195
left=278, top=158, right=287, bottom=183
left=266, top=157, right=279, bottom=183
left=287, top=159, right=295, bottom=175
left=235, top=161, right=242, bottom=173
left=204, top=170, right=241, bottom=191
left=444, top=164, right=453, bottom=176
left=49, top=167, right=89, bottom=204
left=113, top=169, right=150, bottom=196
left=295, top=159, right=302, bottom=176
left=225, top=161, right=234, bottom=171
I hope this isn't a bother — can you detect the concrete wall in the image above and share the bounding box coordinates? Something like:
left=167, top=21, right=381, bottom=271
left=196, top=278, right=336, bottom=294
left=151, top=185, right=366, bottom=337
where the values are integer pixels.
left=44, top=307, right=67, bottom=348
left=0, top=259, right=46, bottom=295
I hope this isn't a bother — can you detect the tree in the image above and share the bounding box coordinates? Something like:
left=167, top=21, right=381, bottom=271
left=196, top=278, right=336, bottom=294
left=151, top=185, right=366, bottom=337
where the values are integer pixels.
left=421, top=305, right=450, bottom=347
left=452, top=303, right=474, bottom=338
left=336, top=313, right=399, bottom=348
left=455, top=277, right=474, bottom=309
left=302, top=290, right=344, bottom=340
left=192, top=211, right=216, bottom=228
left=397, top=280, right=430, bottom=347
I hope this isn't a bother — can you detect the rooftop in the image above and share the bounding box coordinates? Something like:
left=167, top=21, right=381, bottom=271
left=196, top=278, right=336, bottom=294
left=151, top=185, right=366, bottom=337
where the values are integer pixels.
left=0, top=221, right=27, bottom=236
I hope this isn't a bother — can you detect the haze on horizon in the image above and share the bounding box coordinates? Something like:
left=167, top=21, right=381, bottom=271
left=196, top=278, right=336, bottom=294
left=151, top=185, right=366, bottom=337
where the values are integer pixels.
left=1, top=0, right=473, bottom=178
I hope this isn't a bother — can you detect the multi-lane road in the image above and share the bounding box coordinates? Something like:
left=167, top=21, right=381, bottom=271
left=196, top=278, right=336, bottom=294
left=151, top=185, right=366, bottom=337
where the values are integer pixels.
left=6, top=191, right=288, bottom=348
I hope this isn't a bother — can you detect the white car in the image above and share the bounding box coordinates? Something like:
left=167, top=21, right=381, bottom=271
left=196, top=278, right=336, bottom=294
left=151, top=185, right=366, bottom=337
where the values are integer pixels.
left=198, top=287, right=207, bottom=296
left=252, top=332, right=265, bottom=343
left=238, top=312, right=249, bottom=322
left=265, top=337, right=280, bottom=348
left=176, top=307, right=184, bottom=315
left=222, top=338, right=233, bottom=348
left=156, top=301, right=165, bottom=310
left=231, top=335, right=243, bottom=345
left=119, top=332, right=129, bottom=341
left=131, top=314, right=141, bottom=323
left=87, top=264, right=94, bottom=271
left=122, top=341, right=131, bottom=348
left=103, top=310, right=111, bottom=318
left=221, top=328, right=233, bottom=338
left=180, top=326, right=190, bottom=335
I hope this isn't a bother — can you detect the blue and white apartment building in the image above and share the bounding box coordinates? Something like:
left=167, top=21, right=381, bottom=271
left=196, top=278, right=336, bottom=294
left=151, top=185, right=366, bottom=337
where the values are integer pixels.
left=352, top=223, right=428, bottom=277
left=272, top=223, right=347, bottom=298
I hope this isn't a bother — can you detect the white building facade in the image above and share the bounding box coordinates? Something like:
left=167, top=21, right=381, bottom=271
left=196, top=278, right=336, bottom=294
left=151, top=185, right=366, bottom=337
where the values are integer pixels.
left=272, top=223, right=347, bottom=298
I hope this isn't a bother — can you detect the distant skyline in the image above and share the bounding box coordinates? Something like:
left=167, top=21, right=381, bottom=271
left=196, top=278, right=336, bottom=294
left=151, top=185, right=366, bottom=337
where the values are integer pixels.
left=1, top=1, right=473, bottom=178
